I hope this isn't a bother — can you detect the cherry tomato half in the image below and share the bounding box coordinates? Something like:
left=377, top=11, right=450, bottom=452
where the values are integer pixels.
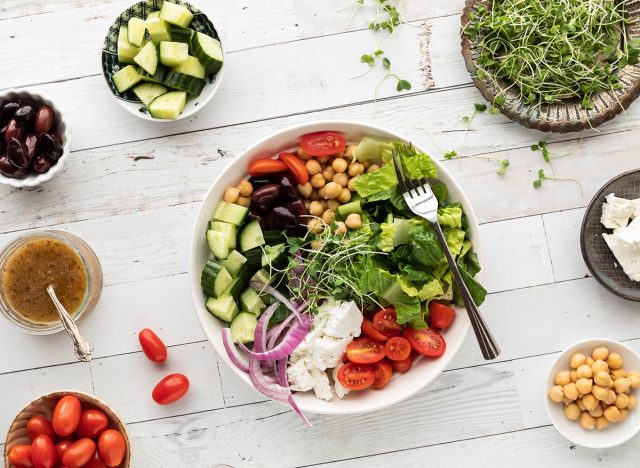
left=385, top=336, right=411, bottom=361
left=56, top=440, right=74, bottom=463
left=52, top=395, right=81, bottom=437
left=403, top=327, right=446, bottom=357
left=373, top=308, right=402, bottom=338
left=76, top=409, right=109, bottom=439
left=97, top=430, right=126, bottom=467
left=371, top=359, right=394, bottom=389
left=429, top=302, right=456, bottom=330
left=300, top=131, right=346, bottom=157
left=361, top=319, right=389, bottom=341
left=31, top=435, right=56, bottom=468
left=62, top=438, right=96, bottom=468
left=336, top=362, right=375, bottom=390
left=345, top=338, right=386, bottom=364
left=8, top=444, right=33, bottom=468
left=152, top=373, right=190, bottom=405
left=390, top=353, right=414, bottom=373
left=27, top=416, right=56, bottom=442
left=138, top=328, right=167, bottom=363
left=248, top=159, right=288, bottom=177
left=278, top=152, right=309, bottom=184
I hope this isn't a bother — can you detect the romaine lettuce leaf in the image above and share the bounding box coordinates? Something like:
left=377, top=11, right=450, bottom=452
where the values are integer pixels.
left=399, top=277, right=444, bottom=302
left=378, top=218, right=411, bottom=252
left=437, top=206, right=463, bottom=228
left=352, top=136, right=395, bottom=162
left=352, top=163, right=397, bottom=198
left=409, top=221, right=444, bottom=268
left=444, top=228, right=465, bottom=257
left=361, top=267, right=423, bottom=325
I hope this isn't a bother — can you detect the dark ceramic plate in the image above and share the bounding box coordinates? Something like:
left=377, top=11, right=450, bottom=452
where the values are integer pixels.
left=581, top=170, right=640, bottom=301
left=461, top=0, right=640, bottom=133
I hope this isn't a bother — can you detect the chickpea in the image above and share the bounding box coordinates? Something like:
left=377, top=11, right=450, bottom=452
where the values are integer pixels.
left=344, top=144, right=357, bottom=159
left=332, top=158, right=348, bottom=173
left=224, top=187, right=240, bottom=204
left=563, top=383, right=579, bottom=401
left=571, top=353, right=587, bottom=369
left=318, top=186, right=327, bottom=199
left=576, top=364, right=592, bottom=379
left=236, top=196, right=251, bottom=208
left=592, top=360, right=609, bottom=374
left=586, top=357, right=594, bottom=366
left=592, top=385, right=610, bottom=401
left=334, top=150, right=345, bottom=159
left=337, top=188, right=352, bottom=203
left=555, top=370, right=571, bottom=386
left=611, top=369, right=628, bottom=379
left=298, top=182, right=313, bottom=198
left=326, top=199, right=339, bottom=211
left=324, top=182, right=342, bottom=199
left=297, top=148, right=312, bottom=160
left=305, top=159, right=322, bottom=175
left=607, top=352, right=623, bottom=370
left=594, top=371, right=613, bottom=388
left=361, top=159, right=372, bottom=169
left=548, top=385, right=565, bottom=403
left=628, top=395, right=637, bottom=410
left=627, top=372, right=640, bottom=389
left=307, top=218, right=323, bottom=234
left=577, top=399, right=586, bottom=411
left=334, top=221, right=347, bottom=235
left=620, top=409, right=629, bottom=421
left=564, top=403, right=581, bottom=420
left=570, top=370, right=578, bottom=383
left=580, top=412, right=596, bottom=430
left=345, top=213, right=362, bottom=230
left=596, top=416, right=609, bottom=430
left=238, top=179, right=253, bottom=197
left=604, top=406, right=621, bottom=422
left=589, top=404, right=604, bottom=418
left=333, top=172, right=349, bottom=187
left=580, top=393, right=598, bottom=411
left=605, top=390, right=618, bottom=405
left=310, top=239, right=322, bottom=250
left=309, top=201, right=324, bottom=216
left=614, top=377, right=631, bottom=394
left=347, top=176, right=359, bottom=192
left=323, top=166, right=336, bottom=182
left=317, top=156, right=330, bottom=164
left=310, top=173, right=326, bottom=188
left=576, top=378, right=593, bottom=395
left=592, top=346, right=609, bottom=361
left=367, top=164, right=380, bottom=174
left=348, top=162, right=364, bottom=177
left=615, top=393, right=630, bottom=409
left=321, top=209, right=335, bottom=224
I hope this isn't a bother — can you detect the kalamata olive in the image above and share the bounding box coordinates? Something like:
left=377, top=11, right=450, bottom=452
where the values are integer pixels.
left=24, top=133, right=38, bottom=160
left=5, top=119, right=24, bottom=145
left=31, top=153, right=54, bottom=174
left=0, top=101, right=21, bottom=127
left=287, top=199, right=307, bottom=219
left=51, top=131, right=63, bottom=144
left=252, top=183, right=281, bottom=210
left=273, top=205, right=299, bottom=228
left=38, top=133, right=63, bottom=161
left=248, top=177, right=276, bottom=189
left=246, top=210, right=267, bottom=229
left=14, top=105, right=35, bottom=126
left=34, top=105, right=54, bottom=134
left=0, top=153, right=27, bottom=179
left=7, top=138, right=30, bottom=169
left=279, top=174, right=298, bottom=200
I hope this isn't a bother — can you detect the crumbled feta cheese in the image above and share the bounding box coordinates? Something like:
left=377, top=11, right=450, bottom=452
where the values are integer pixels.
left=323, top=301, right=363, bottom=338
left=311, top=336, right=351, bottom=371
left=287, top=358, right=315, bottom=392
left=601, top=195, right=640, bottom=282
left=601, top=193, right=637, bottom=229
left=311, top=368, right=333, bottom=401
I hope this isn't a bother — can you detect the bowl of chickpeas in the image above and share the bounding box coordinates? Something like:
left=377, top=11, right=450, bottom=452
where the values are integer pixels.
left=545, top=338, right=640, bottom=448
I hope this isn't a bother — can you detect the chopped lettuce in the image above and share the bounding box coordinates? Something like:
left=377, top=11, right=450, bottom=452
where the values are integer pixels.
left=378, top=218, right=411, bottom=252
left=352, top=136, right=395, bottom=162
left=437, top=206, right=463, bottom=228
left=361, top=266, right=423, bottom=325
left=352, top=163, right=397, bottom=198
left=399, top=277, right=444, bottom=302
left=444, top=228, right=465, bottom=257
left=408, top=221, right=444, bottom=268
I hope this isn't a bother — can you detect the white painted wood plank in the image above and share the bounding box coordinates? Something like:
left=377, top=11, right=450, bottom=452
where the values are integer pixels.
left=544, top=208, right=589, bottom=282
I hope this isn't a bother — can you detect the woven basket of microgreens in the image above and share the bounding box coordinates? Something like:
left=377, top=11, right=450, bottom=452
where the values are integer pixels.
left=461, top=0, right=640, bottom=132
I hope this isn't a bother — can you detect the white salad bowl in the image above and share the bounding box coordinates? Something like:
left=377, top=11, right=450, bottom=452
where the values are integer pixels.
left=188, top=120, right=483, bottom=415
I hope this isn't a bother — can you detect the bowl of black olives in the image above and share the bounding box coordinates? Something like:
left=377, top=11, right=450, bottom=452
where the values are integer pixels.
left=0, top=89, right=71, bottom=188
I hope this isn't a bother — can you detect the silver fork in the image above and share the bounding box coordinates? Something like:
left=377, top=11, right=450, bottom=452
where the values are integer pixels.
left=391, top=149, right=500, bottom=360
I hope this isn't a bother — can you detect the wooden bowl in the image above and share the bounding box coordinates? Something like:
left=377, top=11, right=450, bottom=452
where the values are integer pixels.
left=461, top=0, right=640, bottom=133
left=4, top=390, right=131, bottom=468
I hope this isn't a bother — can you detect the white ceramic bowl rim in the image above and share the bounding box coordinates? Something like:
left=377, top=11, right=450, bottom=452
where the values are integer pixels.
left=188, top=119, right=483, bottom=415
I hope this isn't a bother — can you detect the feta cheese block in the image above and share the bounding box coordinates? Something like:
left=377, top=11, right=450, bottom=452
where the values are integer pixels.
left=601, top=193, right=637, bottom=229
left=602, top=216, right=640, bottom=282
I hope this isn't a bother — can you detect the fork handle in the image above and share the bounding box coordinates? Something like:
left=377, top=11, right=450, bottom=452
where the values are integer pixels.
left=432, top=222, right=500, bottom=360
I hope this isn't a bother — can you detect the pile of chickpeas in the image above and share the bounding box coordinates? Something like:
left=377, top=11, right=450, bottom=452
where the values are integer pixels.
left=223, top=179, right=254, bottom=208
left=548, top=346, right=640, bottom=431
left=297, top=144, right=380, bottom=235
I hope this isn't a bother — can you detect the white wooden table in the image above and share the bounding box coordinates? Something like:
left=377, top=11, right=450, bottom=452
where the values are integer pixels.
left=2, top=1, right=640, bottom=466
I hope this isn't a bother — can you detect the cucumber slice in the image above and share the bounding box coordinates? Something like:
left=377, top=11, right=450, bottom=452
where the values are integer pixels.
left=173, top=55, right=205, bottom=79
left=208, top=221, right=236, bottom=249
left=191, top=32, right=224, bottom=73
left=159, top=1, right=194, bottom=28
left=147, top=11, right=160, bottom=19
left=222, top=250, right=247, bottom=277
left=212, top=202, right=248, bottom=226
left=337, top=201, right=362, bottom=218
left=239, top=220, right=265, bottom=252
left=138, top=63, right=168, bottom=84
left=170, top=25, right=193, bottom=44
left=250, top=269, right=271, bottom=285
left=117, top=26, right=140, bottom=64
left=127, top=17, right=147, bottom=47
left=240, top=288, right=266, bottom=315
left=146, top=16, right=171, bottom=44
left=223, top=277, right=245, bottom=300
left=134, top=41, right=159, bottom=75
left=148, top=90, right=186, bottom=120
left=261, top=243, right=287, bottom=270
left=206, top=294, right=238, bottom=323
left=243, top=248, right=263, bottom=271
left=112, top=65, right=142, bottom=92
left=201, top=259, right=222, bottom=297
left=163, top=70, right=204, bottom=96
left=230, top=312, right=258, bottom=343
left=160, top=41, right=188, bottom=67
left=207, top=229, right=232, bottom=260
left=132, top=83, right=167, bottom=106
left=214, top=267, right=233, bottom=298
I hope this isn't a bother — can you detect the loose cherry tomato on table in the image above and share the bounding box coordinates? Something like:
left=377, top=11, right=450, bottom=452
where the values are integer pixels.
left=52, top=395, right=81, bottom=437
left=248, top=159, right=288, bottom=177
left=336, top=362, right=375, bottom=390
left=345, top=337, right=386, bottom=364
left=56, top=440, right=74, bottom=462
left=152, top=373, right=190, bottom=405
left=31, top=435, right=56, bottom=468
left=97, top=429, right=126, bottom=467
left=26, top=416, right=56, bottom=441
left=138, top=328, right=167, bottom=363
left=62, top=438, right=96, bottom=468
left=385, top=336, right=412, bottom=361
left=373, top=308, right=403, bottom=338
left=403, top=327, right=446, bottom=357
left=300, top=131, right=346, bottom=157
left=278, top=152, right=308, bottom=184
left=8, top=444, right=33, bottom=468
left=390, top=353, right=414, bottom=373
left=429, top=302, right=456, bottom=329
left=75, top=409, right=109, bottom=439
left=371, top=359, right=394, bottom=389
left=361, top=319, right=389, bottom=341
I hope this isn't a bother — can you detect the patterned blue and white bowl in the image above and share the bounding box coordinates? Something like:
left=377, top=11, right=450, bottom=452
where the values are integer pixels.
left=101, top=0, right=224, bottom=122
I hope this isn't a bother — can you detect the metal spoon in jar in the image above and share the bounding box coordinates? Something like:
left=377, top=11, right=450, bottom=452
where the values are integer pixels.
left=46, top=284, right=94, bottom=362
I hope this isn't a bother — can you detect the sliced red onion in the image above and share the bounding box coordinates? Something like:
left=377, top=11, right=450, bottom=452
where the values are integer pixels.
left=276, top=358, right=288, bottom=387
left=221, top=328, right=249, bottom=373
left=267, top=312, right=297, bottom=349
left=245, top=314, right=311, bottom=361
left=251, top=282, right=301, bottom=318
left=246, top=353, right=290, bottom=402
left=254, top=303, right=279, bottom=353
left=288, top=394, right=312, bottom=428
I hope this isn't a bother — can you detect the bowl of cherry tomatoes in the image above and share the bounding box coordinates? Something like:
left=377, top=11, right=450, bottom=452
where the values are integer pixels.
left=4, top=390, right=130, bottom=468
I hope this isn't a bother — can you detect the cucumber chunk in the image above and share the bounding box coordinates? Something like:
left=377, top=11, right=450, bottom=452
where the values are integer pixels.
left=263, top=230, right=285, bottom=245
left=191, top=32, right=224, bottom=73
left=337, top=201, right=362, bottom=218
left=240, top=288, right=266, bottom=315
left=207, top=229, right=232, bottom=260
left=261, top=243, right=287, bottom=270
left=138, top=63, right=168, bottom=84
left=134, top=41, right=159, bottom=75
left=243, top=248, right=263, bottom=271
left=212, top=201, right=248, bottom=226
left=160, top=41, right=189, bottom=67
left=206, top=294, right=238, bottom=323
left=230, top=312, right=258, bottom=343
left=117, top=26, right=140, bottom=64
left=201, top=259, right=222, bottom=297
left=222, top=250, right=247, bottom=276
left=164, top=71, right=204, bottom=96
left=146, top=16, right=171, bottom=44
left=250, top=269, right=271, bottom=285
left=208, top=221, right=236, bottom=249
left=127, top=17, right=147, bottom=47
left=173, top=55, right=205, bottom=79
left=170, top=25, right=193, bottom=44
left=159, top=1, right=194, bottom=28
left=148, top=90, right=186, bottom=119
left=214, top=267, right=233, bottom=298
left=239, top=220, right=265, bottom=252
left=112, top=65, right=142, bottom=92
left=223, top=277, right=245, bottom=300
left=133, top=82, right=167, bottom=106
left=147, top=11, right=160, bottom=19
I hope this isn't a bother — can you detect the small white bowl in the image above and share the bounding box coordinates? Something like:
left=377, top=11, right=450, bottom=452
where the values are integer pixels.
left=0, top=89, right=71, bottom=188
left=545, top=338, right=640, bottom=448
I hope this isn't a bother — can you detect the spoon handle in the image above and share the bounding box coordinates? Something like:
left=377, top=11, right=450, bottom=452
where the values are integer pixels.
left=47, top=285, right=94, bottom=362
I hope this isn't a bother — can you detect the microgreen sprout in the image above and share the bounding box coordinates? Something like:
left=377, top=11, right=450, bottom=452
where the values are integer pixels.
left=532, top=168, right=583, bottom=195
left=444, top=148, right=510, bottom=176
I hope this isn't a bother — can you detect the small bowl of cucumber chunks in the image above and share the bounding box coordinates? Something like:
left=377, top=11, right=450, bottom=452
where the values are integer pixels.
left=101, top=0, right=224, bottom=121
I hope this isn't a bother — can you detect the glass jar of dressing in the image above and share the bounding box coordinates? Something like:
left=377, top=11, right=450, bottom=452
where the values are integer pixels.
left=0, top=231, right=103, bottom=334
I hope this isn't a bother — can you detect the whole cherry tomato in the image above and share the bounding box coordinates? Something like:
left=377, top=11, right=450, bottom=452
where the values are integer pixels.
left=62, top=438, right=96, bottom=468
left=83, top=453, right=107, bottom=468
left=8, top=444, right=33, bottom=468
left=52, top=395, right=81, bottom=437
left=152, top=373, right=190, bottom=405
left=26, top=416, right=56, bottom=442
left=97, top=430, right=126, bottom=467
left=138, top=328, right=168, bottom=363
left=76, top=409, right=109, bottom=439
left=390, top=353, right=414, bottom=373
left=55, top=440, right=74, bottom=463
left=31, top=435, right=56, bottom=468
